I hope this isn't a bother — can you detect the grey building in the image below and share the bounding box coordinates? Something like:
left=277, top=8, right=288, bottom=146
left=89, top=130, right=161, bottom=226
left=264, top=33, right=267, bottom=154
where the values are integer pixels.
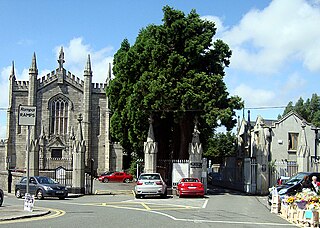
left=236, top=111, right=319, bottom=194
left=3, top=48, right=123, bottom=175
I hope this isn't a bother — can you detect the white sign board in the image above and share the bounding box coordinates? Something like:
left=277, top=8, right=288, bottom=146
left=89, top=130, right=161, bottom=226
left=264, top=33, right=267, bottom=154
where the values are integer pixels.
left=18, top=106, right=36, bottom=126
left=172, top=163, right=189, bottom=187
left=24, top=193, right=35, bottom=212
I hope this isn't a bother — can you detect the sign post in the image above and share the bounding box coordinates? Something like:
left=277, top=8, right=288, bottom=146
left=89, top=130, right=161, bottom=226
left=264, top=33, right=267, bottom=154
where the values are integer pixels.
left=18, top=105, right=36, bottom=198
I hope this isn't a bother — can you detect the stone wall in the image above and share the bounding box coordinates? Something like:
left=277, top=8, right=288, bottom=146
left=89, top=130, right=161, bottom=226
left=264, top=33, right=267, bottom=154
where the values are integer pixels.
left=0, top=140, right=6, bottom=171
left=0, top=171, right=24, bottom=193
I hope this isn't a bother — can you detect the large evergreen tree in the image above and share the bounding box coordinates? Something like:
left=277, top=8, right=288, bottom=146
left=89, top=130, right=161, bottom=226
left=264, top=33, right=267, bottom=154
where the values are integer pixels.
left=107, top=6, right=243, bottom=159
left=281, top=93, right=320, bottom=127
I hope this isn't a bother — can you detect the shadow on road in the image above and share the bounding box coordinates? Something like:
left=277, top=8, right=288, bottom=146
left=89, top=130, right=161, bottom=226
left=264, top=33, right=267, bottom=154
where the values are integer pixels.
left=207, top=184, right=247, bottom=196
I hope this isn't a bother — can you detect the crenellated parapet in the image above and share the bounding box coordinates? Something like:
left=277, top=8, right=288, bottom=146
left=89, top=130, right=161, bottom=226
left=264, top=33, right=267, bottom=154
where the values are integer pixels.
left=65, top=71, right=84, bottom=86
left=13, top=80, right=29, bottom=91
left=36, top=68, right=85, bottom=91
left=38, top=69, right=58, bottom=86
left=92, top=83, right=107, bottom=93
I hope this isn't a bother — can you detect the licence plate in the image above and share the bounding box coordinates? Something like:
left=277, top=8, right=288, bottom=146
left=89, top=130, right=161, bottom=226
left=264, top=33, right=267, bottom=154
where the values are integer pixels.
left=56, top=191, right=64, bottom=194
left=145, top=182, right=153, bottom=185
left=188, top=187, right=196, bottom=189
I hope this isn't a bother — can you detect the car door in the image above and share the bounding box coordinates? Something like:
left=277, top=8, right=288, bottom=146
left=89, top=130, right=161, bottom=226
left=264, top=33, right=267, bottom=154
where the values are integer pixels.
left=29, top=177, right=37, bottom=195
left=118, top=172, right=124, bottom=182
left=18, top=177, right=27, bottom=196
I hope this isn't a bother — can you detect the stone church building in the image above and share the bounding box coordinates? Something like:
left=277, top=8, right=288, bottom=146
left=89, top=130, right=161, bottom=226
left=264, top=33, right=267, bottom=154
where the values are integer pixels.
left=2, top=48, right=123, bottom=175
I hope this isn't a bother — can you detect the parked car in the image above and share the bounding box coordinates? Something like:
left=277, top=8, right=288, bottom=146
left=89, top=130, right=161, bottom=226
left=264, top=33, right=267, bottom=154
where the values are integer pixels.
left=134, top=173, right=167, bottom=198
left=15, top=176, right=68, bottom=200
left=276, top=176, right=290, bottom=186
left=99, top=171, right=114, bottom=177
left=268, top=172, right=320, bottom=205
left=0, top=188, right=3, bottom=206
left=176, top=177, right=204, bottom=198
left=208, top=172, right=222, bottom=184
left=98, top=171, right=133, bottom=183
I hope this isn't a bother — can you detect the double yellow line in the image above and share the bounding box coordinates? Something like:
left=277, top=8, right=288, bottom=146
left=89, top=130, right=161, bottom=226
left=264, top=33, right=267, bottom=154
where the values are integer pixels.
left=0, top=207, right=65, bottom=224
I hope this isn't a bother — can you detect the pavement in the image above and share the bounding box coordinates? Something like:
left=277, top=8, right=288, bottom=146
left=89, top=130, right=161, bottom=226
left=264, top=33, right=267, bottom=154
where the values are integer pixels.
left=0, top=192, right=83, bottom=221
left=0, top=204, right=50, bottom=221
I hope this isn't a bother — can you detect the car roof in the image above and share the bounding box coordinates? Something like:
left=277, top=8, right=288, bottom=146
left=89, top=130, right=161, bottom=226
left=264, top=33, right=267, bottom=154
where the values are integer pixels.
left=140, top=173, right=161, bottom=175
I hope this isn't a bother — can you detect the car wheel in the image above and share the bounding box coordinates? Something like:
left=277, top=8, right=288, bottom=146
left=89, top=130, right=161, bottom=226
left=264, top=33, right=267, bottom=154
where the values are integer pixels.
left=124, top=178, right=130, bottom=183
left=15, top=189, right=22, bottom=198
left=103, top=178, right=109, bottom=183
left=135, top=194, right=140, bottom=199
left=58, top=196, right=65, bottom=200
left=36, top=189, right=44, bottom=200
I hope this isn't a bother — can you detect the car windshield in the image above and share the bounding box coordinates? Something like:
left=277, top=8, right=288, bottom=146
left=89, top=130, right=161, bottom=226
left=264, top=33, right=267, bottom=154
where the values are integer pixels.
left=285, top=173, right=307, bottom=185
left=35, top=176, right=58, bottom=184
left=102, top=171, right=114, bottom=176
left=139, top=174, right=160, bottom=180
left=182, top=178, right=199, bottom=182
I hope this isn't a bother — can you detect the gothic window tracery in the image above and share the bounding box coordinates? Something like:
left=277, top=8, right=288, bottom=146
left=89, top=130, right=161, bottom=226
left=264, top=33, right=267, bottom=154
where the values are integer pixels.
left=49, top=96, right=69, bottom=135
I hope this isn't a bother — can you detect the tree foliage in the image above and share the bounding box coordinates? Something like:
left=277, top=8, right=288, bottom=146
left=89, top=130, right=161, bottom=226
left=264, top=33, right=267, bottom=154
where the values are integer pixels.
left=107, top=6, right=243, bottom=159
left=205, top=132, right=237, bottom=157
left=280, top=93, right=320, bottom=127
left=204, top=132, right=237, bottom=162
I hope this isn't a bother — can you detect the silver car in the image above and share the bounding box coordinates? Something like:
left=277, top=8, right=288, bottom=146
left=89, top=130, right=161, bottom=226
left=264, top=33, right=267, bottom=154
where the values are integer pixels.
left=134, top=173, right=167, bottom=198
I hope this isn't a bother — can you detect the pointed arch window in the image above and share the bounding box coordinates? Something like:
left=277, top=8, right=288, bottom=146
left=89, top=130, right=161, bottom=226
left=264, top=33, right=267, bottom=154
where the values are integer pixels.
left=50, top=96, right=69, bottom=135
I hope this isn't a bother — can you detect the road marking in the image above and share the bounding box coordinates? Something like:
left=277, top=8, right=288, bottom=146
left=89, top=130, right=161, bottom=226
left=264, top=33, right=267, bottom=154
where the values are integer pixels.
left=202, top=199, right=208, bottom=208
left=148, top=210, right=295, bottom=226
left=0, top=207, right=65, bottom=225
left=141, top=202, right=151, bottom=210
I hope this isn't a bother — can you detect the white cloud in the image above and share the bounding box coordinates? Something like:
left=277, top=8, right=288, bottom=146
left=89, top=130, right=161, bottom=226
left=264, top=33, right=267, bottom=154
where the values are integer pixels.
left=281, top=72, right=306, bottom=93
left=201, top=15, right=226, bottom=34
left=232, top=84, right=276, bottom=107
left=221, top=0, right=320, bottom=74
left=55, top=37, right=114, bottom=83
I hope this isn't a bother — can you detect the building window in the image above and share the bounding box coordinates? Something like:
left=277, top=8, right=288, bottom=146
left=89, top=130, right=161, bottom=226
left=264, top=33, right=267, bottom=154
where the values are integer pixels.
left=50, top=97, right=68, bottom=135
left=51, top=149, right=62, bottom=158
left=288, top=133, right=299, bottom=151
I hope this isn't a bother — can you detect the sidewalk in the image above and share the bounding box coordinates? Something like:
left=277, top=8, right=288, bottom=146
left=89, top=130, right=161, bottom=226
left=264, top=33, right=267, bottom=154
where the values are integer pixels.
left=0, top=192, right=82, bottom=221
left=0, top=205, right=50, bottom=221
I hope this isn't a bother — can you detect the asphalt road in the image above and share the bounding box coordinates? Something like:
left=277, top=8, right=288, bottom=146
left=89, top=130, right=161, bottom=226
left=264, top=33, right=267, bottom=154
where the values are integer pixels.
left=0, top=181, right=294, bottom=228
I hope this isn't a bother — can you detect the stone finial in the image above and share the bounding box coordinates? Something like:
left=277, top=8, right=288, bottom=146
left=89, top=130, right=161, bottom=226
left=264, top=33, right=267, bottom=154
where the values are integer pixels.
left=147, top=115, right=155, bottom=142
left=84, top=54, right=92, bottom=76
left=29, top=52, right=38, bottom=74
left=107, top=63, right=112, bottom=83
left=10, top=61, right=15, bottom=78
left=58, top=46, right=65, bottom=70
left=192, top=117, right=200, bottom=143
left=77, top=114, right=83, bottom=141
left=70, top=126, right=75, bottom=140
left=40, top=126, right=46, bottom=139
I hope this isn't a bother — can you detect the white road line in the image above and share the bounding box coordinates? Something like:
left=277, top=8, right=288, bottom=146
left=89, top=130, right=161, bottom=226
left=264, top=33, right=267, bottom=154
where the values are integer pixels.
left=202, top=199, right=208, bottom=208
left=148, top=210, right=295, bottom=226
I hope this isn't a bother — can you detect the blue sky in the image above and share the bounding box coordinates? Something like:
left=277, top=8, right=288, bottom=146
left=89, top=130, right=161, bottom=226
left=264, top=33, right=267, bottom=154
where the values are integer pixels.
left=1, top=0, right=320, bottom=138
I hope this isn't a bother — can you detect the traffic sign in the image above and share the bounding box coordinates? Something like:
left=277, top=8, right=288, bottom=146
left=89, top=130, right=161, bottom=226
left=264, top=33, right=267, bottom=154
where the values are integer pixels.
left=18, top=106, right=36, bottom=126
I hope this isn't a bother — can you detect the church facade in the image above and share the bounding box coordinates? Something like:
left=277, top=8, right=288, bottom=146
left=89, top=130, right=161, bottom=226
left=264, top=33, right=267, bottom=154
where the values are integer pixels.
left=3, top=48, right=123, bottom=175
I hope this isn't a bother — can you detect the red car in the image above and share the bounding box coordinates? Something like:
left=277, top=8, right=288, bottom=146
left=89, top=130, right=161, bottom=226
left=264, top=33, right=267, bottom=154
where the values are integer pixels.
left=176, top=177, right=204, bottom=197
left=98, top=171, right=133, bottom=183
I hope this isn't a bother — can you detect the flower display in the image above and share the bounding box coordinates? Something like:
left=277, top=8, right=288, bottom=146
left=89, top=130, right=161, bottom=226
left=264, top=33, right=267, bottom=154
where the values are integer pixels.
left=281, top=188, right=320, bottom=210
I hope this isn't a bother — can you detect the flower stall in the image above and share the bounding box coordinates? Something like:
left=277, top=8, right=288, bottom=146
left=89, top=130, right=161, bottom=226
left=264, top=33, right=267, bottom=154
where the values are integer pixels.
left=279, top=189, right=320, bottom=226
